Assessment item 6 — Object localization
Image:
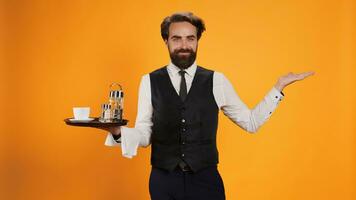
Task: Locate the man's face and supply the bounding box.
[165,21,198,69]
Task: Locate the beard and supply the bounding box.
[169,47,197,70]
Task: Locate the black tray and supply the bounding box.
[64,117,128,128]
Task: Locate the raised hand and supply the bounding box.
[274,71,315,92]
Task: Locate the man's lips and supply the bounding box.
[178,52,191,55]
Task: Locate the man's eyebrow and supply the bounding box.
[170,35,182,39]
[170,35,196,39]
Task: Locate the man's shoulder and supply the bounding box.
[196,66,226,84]
[197,66,222,77]
[149,66,167,75]
[197,66,224,76]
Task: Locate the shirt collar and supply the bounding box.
[167,61,197,77]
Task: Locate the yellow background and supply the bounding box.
[1,0,355,199]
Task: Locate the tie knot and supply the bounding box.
[179,70,186,76]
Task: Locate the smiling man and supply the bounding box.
[102,12,314,200]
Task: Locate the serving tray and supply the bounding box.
[64,117,128,128]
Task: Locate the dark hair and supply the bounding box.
[160,12,206,41]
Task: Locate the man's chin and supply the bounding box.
[178,55,190,60]
[174,61,194,69]
[170,53,196,69]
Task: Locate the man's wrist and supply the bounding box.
[112,133,121,141]
[274,81,285,93]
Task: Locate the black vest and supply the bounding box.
[149,66,219,172]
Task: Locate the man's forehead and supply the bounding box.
[168,21,197,37]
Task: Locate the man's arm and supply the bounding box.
[214,72,283,133]
[214,71,314,133]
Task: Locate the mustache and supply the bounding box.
[174,49,194,53]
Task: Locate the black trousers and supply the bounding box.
[149,166,225,200]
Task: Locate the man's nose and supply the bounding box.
[180,39,189,49]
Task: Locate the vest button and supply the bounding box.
[181,154,185,157]
[182,128,186,132]
[182,141,185,145]
[181,119,185,123]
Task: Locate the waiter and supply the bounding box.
[100,12,314,200]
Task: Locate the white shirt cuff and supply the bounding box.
[271,86,284,103]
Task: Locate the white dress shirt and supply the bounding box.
[105,62,284,158]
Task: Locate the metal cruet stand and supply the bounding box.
[108,82,124,122]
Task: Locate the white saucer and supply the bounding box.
[69,118,95,122]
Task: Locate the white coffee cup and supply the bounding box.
[73,107,90,119]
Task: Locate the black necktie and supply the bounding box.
[178,70,190,171]
[179,70,187,101]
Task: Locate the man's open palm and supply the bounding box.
[276,71,315,91]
